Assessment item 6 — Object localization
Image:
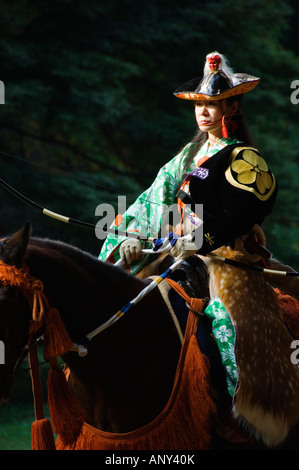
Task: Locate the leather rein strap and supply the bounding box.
[28,341,45,421]
[165,277,206,318]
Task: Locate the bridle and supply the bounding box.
[0,259,47,389]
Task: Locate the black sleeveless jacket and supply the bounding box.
[177,143,278,255]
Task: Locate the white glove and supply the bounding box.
[170,234,199,260]
[119,239,143,265]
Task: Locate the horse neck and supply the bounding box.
[25,239,145,341]
[25,239,181,432]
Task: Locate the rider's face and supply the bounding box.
[194,100,225,138]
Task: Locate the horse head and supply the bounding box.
[0,222,32,403]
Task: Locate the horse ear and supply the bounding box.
[2,222,31,267]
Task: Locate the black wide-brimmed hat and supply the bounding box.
[174,52,260,101]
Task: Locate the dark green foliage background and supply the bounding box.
[1,0,299,449]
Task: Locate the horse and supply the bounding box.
[0,222,218,450]
[1,223,299,450]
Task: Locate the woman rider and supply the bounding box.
[98,53,280,429]
[99,52,277,274]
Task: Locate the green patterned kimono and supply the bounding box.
[204,298,238,397]
[99,136,238,275]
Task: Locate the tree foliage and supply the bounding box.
[0,0,299,267]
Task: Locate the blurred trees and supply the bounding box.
[0,0,298,267]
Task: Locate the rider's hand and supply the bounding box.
[120,239,143,265]
[170,234,199,260]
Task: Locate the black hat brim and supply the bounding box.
[174,73,260,100]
